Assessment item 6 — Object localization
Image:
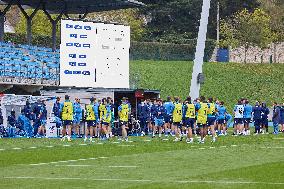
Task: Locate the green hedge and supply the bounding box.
[4,33,215,61]
[130,40,215,61]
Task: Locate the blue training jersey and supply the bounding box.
[164,101,174,115]
[217,106,226,120]
[244,104,252,119]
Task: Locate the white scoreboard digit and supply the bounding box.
[60,19,130,88]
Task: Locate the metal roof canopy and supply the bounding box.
[0,0,144,50]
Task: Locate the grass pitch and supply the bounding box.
[0,133,284,189]
[130,61,284,112]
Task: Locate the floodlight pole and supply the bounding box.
[189,0,211,100]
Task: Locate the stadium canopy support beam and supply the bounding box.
[64,10,89,21]
[43,6,64,52]
[189,0,211,100]
[0,2,12,42]
[17,3,41,45]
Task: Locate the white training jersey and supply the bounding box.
[234,105,244,118]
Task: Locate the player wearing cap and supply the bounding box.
[84,97,98,142]
[172,97,183,142]
[61,95,73,141]
[118,97,131,141]
[73,98,82,138]
[195,96,208,143]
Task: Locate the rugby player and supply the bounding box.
[73,98,82,138]
[233,100,244,135]
[207,97,217,142]
[243,100,252,135]
[163,96,174,137]
[118,97,130,141]
[183,96,195,143]
[61,95,73,141]
[172,97,183,142]
[84,97,98,142]
[195,96,208,143]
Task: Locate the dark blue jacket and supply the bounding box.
[138,103,150,119]
[156,105,165,119]
[23,105,33,120]
[261,107,270,120]
[253,106,262,120]
[8,115,17,127]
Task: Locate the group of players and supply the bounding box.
[53,94,284,144]
[4,94,284,143]
[138,96,284,143]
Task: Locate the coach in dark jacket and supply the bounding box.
[272,102,280,134]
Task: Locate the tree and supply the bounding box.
[15,8,145,42]
[88,9,145,41]
[219,8,276,63]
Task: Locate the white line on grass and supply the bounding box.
[144,140,151,142]
[12,147,21,150]
[231,145,238,147]
[62,145,71,147]
[220,146,227,148]
[111,142,120,144]
[55,165,92,167]
[4,177,284,185]
[108,166,138,168]
[46,146,54,148]
[79,144,88,146]
[177,180,284,185]
[209,147,215,149]
[273,138,284,140]
[4,177,151,183]
[199,148,206,150]
[0,149,5,151]
[29,147,37,149]
[29,156,107,166]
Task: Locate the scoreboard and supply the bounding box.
[60,19,130,88]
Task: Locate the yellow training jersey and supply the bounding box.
[197,102,208,124]
[185,103,195,118]
[61,101,73,121]
[99,104,107,120]
[208,103,216,116]
[119,104,129,122]
[173,103,183,123]
[86,104,95,121]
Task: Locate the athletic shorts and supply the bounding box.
[261,118,268,126]
[120,121,128,127]
[73,116,81,124]
[196,123,206,128]
[280,118,284,124]
[155,118,164,127]
[254,119,261,127]
[207,117,216,126]
[102,122,110,126]
[164,114,173,124]
[244,118,251,124]
[86,120,96,127]
[217,119,225,124]
[234,118,243,125]
[173,122,182,128]
[184,118,195,129]
[62,120,72,126]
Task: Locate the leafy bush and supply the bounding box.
[130,40,215,61]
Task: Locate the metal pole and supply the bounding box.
[0,15,4,42]
[189,0,211,100]
[27,18,32,45]
[217,1,220,45]
[51,21,57,51]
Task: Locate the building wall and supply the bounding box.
[229,42,284,63]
